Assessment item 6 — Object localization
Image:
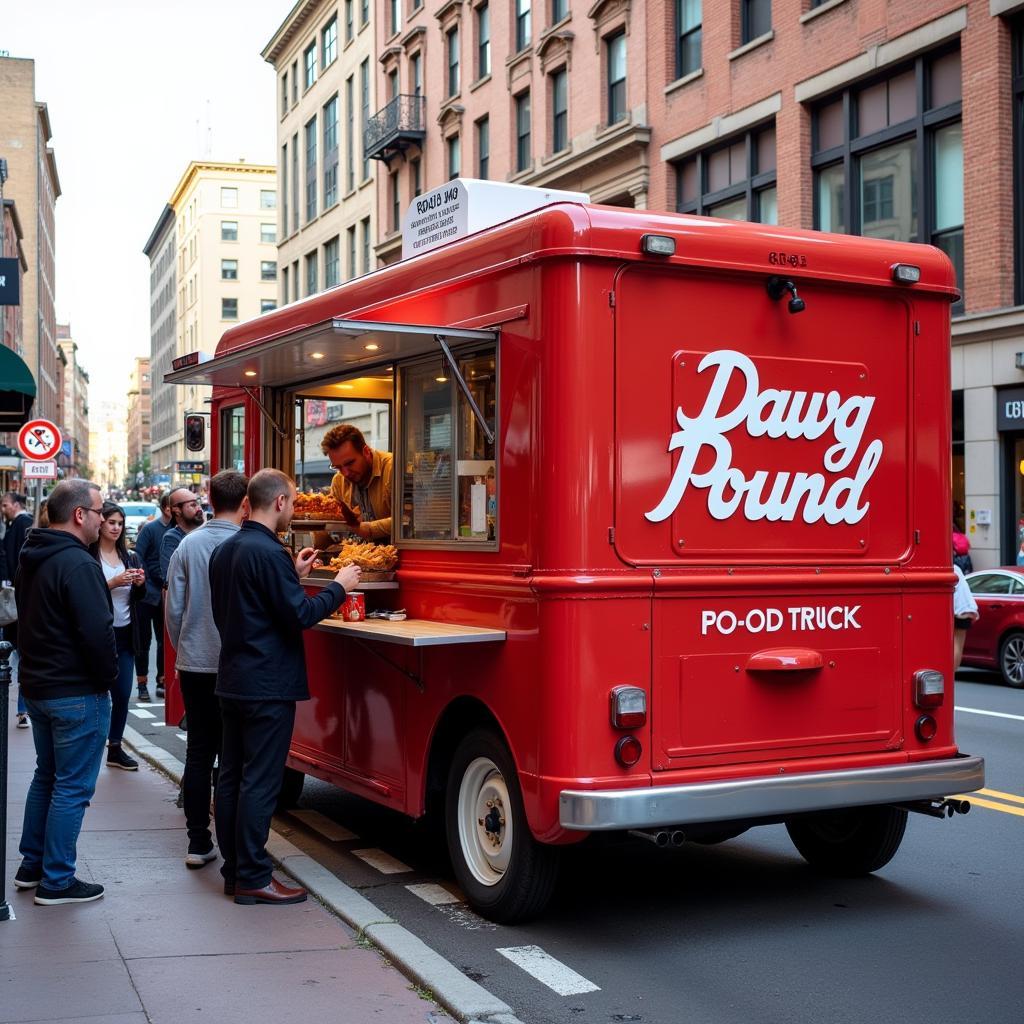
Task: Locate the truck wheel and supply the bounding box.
[998,632,1024,688]
[785,805,907,876]
[276,766,305,812]
[446,729,560,923]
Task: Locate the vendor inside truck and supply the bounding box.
[318,423,393,543]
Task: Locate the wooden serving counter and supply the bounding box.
[312,616,506,647]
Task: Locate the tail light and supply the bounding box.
[610,686,647,729]
[615,735,643,767]
[915,715,938,742]
[914,669,944,709]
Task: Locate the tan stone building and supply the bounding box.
[0,56,62,424]
[147,162,277,479]
[88,399,127,494]
[125,357,151,480]
[263,0,377,301]
[56,324,91,478]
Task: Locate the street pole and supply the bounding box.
[0,639,15,921]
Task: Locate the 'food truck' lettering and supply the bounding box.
[645,350,882,525]
[700,605,862,635]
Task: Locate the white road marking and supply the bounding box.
[955,705,1024,722]
[351,848,412,874]
[150,722,165,727]
[496,945,600,996]
[290,809,358,841]
[406,882,462,906]
[175,733,187,742]
[129,708,155,719]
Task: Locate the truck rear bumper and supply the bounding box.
[558,754,985,831]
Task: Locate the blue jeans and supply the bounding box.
[12,649,25,714]
[20,693,111,889]
[109,626,135,745]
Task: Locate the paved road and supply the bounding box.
[130,665,1023,1024]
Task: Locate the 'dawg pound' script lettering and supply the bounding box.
[645,350,882,526]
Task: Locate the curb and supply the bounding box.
[122,725,526,1024]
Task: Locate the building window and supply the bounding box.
[280,71,289,117]
[304,41,317,89]
[676,0,701,78]
[390,0,400,35]
[260,189,277,209]
[222,298,238,320]
[515,91,531,172]
[325,236,341,287]
[305,116,318,222]
[361,0,369,27]
[221,220,238,241]
[516,0,531,52]
[347,225,357,279]
[346,76,355,192]
[447,27,460,97]
[675,123,778,224]
[281,141,288,237]
[388,68,399,100]
[261,260,277,281]
[322,16,337,67]
[345,1,354,43]
[261,222,276,244]
[411,157,422,197]
[478,3,491,78]
[220,187,238,208]
[448,134,461,179]
[291,132,300,234]
[261,299,277,314]
[1013,19,1024,304]
[477,116,489,179]
[411,51,423,95]
[552,0,568,22]
[221,259,238,280]
[282,265,288,304]
[551,68,568,153]
[389,172,401,231]
[812,50,964,301]
[741,0,771,45]
[360,59,371,180]
[292,260,299,301]
[361,216,371,274]
[306,251,318,296]
[323,95,339,208]
[291,60,299,106]
[607,32,626,125]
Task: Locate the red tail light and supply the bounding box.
[914,669,944,709]
[610,686,647,729]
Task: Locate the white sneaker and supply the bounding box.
[185,845,218,869]
[16,713,29,729]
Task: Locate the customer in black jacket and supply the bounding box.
[14,479,117,905]
[209,468,360,905]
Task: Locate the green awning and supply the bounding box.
[0,345,36,431]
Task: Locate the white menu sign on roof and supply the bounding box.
[401,178,590,260]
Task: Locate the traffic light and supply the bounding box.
[184,414,206,453]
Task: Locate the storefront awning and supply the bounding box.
[163,319,499,389]
[0,345,37,431]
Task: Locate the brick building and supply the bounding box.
[125,356,151,480]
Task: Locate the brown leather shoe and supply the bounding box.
[233,876,307,905]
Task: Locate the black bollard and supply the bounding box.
[0,639,14,921]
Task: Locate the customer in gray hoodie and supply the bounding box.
[165,470,249,869]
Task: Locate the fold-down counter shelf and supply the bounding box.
[312,616,506,647]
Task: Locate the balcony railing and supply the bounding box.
[364,93,426,163]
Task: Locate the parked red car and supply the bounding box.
[962,568,1024,687]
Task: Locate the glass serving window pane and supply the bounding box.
[223,406,246,472]
[456,352,497,541]
[402,364,454,540]
[816,99,844,152]
[708,195,747,221]
[860,138,916,241]
[930,50,962,109]
[816,163,845,233]
[295,397,392,494]
[757,187,777,225]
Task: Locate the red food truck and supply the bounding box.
[166,180,984,922]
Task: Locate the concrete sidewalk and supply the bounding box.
[1,695,447,1024]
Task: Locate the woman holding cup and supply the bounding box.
[90,501,147,771]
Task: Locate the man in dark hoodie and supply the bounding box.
[13,479,118,906]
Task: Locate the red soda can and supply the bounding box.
[343,592,365,621]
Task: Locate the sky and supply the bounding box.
[2,0,288,414]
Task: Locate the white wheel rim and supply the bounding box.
[457,756,513,887]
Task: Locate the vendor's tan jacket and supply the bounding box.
[329,448,393,541]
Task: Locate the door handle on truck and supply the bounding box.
[746,648,824,672]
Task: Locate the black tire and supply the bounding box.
[785,805,908,876]
[445,728,560,923]
[276,766,305,812]
[998,632,1024,688]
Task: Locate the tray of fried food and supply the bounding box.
[326,541,398,580]
[293,491,343,520]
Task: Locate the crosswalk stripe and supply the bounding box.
[351,848,412,874]
[290,809,358,841]
[496,945,600,996]
[129,708,155,719]
[405,883,462,906]
[175,733,187,742]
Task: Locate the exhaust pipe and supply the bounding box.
[896,798,971,819]
[629,829,670,847]
[669,830,686,847]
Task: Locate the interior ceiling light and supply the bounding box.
[364,343,380,351]
[244,370,257,377]
[311,351,325,359]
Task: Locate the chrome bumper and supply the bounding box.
[559,755,986,831]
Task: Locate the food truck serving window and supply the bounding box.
[401,346,496,545]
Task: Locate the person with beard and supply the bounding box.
[13,480,117,905]
[209,469,360,905]
[133,491,173,701]
[160,488,207,582]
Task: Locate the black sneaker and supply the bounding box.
[137,685,151,703]
[106,745,139,771]
[155,684,165,699]
[13,864,41,890]
[185,841,218,869]
[34,878,104,905]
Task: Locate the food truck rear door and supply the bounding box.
[613,263,914,770]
